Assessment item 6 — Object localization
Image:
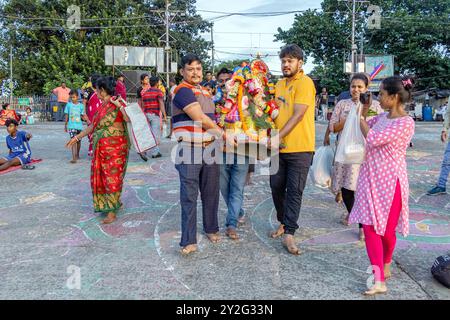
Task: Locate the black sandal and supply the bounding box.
[22,165,35,170]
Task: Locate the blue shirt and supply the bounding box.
[64,102,85,130]
[7,131,31,158]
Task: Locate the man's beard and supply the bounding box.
[282,69,297,78]
[283,71,295,78]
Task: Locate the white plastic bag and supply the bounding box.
[310,146,334,188]
[334,103,365,164]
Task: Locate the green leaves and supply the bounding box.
[276,0,450,92]
[0,0,211,95]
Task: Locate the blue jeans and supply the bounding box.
[145,113,160,156]
[437,142,450,188]
[220,153,249,229]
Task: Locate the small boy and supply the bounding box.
[0,119,34,171]
[25,107,35,125]
[64,89,89,163]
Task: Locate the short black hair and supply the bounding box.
[180,53,202,69]
[116,73,124,79]
[26,107,32,112]
[279,44,304,61]
[5,119,18,127]
[382,76,415,104]
[216,68,232,79]
[96,76,117,96]
[351,73,369,88]
[150,76,159,87]
[140,73,149,82]
[205,71,212,75]
[91,74,101,89]
[69,89,78,96]
[2,103,9,110]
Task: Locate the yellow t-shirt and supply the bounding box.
[275,70,316,153]
[158,84,166,95]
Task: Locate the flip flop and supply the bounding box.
[22,165,35,170]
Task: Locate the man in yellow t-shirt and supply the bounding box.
[269,44,316,255]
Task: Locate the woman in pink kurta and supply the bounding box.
[326,74,384,241]
[349,76,415,296]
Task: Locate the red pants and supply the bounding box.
[363,179,402,282]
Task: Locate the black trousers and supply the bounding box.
[341,188,362,229]
[270,152,313,235]
[175,144,220,247]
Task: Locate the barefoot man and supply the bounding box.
[269,44,316,255]
[172,54,236,255]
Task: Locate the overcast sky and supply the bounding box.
[195,0,322,75]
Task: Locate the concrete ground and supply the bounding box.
[0,121,449,300]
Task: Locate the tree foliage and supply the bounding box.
[275,0,450,93]
[0,0,211,95]
[215,59,249,74]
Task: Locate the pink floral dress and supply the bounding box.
[349,113,415,236]
[329,99,383,193]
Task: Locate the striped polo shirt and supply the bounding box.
[172,81,216,143]
[141,87,164,115]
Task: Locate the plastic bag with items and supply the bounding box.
[334,103,365,164]
[310,146,334,189]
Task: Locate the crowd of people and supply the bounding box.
[3,43,450,297]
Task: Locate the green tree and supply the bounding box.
[215,59,249,73]
[0,0,211,95]
[276,0,450,93]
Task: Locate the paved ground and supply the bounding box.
[0,121,449,300]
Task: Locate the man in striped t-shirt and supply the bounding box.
[141,76,167,158]
[172,53,236,255]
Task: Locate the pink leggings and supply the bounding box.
[362,179,402,282]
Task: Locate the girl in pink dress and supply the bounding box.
[349,76,415,295]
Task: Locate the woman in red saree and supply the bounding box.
[0,103,20,126]
[66,77,130,224]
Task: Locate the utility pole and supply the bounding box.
[350,0,357,74]
[211,23,215,75]
[339,0,368,74]
[9,45,13,105]
[165,0,170,88]
[158,1,182,87]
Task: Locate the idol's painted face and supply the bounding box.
[181,61,203,85]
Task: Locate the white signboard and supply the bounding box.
[105,46,165,70]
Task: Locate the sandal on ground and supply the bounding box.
[238,216,246,225]
[364,282,387,296]
[206,233,221,243]
[269,224,285,239]
[70,159,77,164]
[22,164,35,170]
[225,227,239,240]
[180,244,197,255]
[282,235,302,256]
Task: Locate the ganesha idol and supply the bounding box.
[215,59,280,142]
